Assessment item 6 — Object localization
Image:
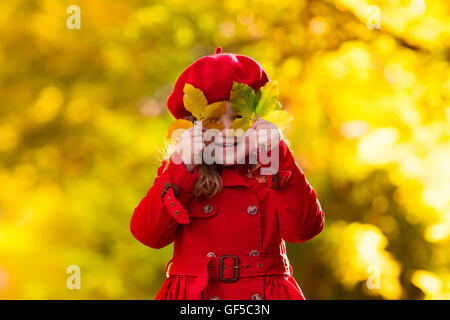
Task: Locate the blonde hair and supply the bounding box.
[162,115,223,198]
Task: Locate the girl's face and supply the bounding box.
[212,101,253,166]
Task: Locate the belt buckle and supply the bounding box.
[219,255,240,283]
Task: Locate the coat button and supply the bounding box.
[210,296,220,300]
[247,205,258,215]
[249,250,259,256]
[203,204,213,214]
[206,252,216,258]
[251,293,262,300]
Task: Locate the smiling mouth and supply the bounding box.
[214,135,242,147]
[214,141,238,147]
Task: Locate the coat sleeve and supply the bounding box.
[264,139,325,243]
[130,153,200,249]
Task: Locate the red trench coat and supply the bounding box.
[130,140,325,300]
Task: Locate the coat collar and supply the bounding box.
[220,165,250,188]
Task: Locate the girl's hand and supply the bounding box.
[249,119,283,155]
[174,123,206,173]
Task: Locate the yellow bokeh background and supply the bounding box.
[0,0,448,299]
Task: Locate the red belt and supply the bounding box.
[165,254,292,299]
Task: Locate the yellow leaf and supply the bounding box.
[255,81,279,117]
[203,119,224,131]
[201,101,226,120]
[230,117,253,131]
[183,83,208,119]
[167,119,193,140]
[263,109,293,129]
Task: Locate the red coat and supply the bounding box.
[130,140,325,300]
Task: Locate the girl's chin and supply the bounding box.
[221,163,236,167]
[221,153,247,166]
[209,144,248,166]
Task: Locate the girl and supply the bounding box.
[130,47,325,300]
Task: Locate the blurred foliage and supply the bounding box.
[0,0,449,299]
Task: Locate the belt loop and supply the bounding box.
[188,256,213,298]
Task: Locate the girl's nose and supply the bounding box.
[221,117,232,130]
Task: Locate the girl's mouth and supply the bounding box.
[213,135,242,148]
[215,141,238,147]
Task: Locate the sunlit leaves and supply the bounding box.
[201,101,227,120]
[202,119,225,131]
[255,80,279,117]
[229,81,258,118]
[167,84,228,139]
[320,221,403,299]
[264,109,293,129]
[183,83,208,119]
[166,119,193,139]
[230,117,253,131]
[170,81,290,137]
[229,80,291,131]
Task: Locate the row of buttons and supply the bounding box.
[209,293,262,300]
[202,201,260,301]
[202,204,258,215]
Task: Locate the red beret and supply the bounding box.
[167,46,270,119]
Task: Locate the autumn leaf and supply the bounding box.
[263,109,293,129]
[229,81,257,118]
[169,84,227,139]
[255,81,279,118]
[176,81,290,139]
[203,119,225,130]
[228,80,292,132]
[230,117,253,131]
[167,119,193,140]
[183,83,208,119]
[201,101,226,120]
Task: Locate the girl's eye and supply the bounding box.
[233,115,242,120]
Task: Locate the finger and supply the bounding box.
[192,126,204,139]
[251,119,265,128]
[180,127,194,140]
[193,136,203,144]
[193,142,206,155]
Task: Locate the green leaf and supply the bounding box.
[255,81,279,118]
[229,81,257,118]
